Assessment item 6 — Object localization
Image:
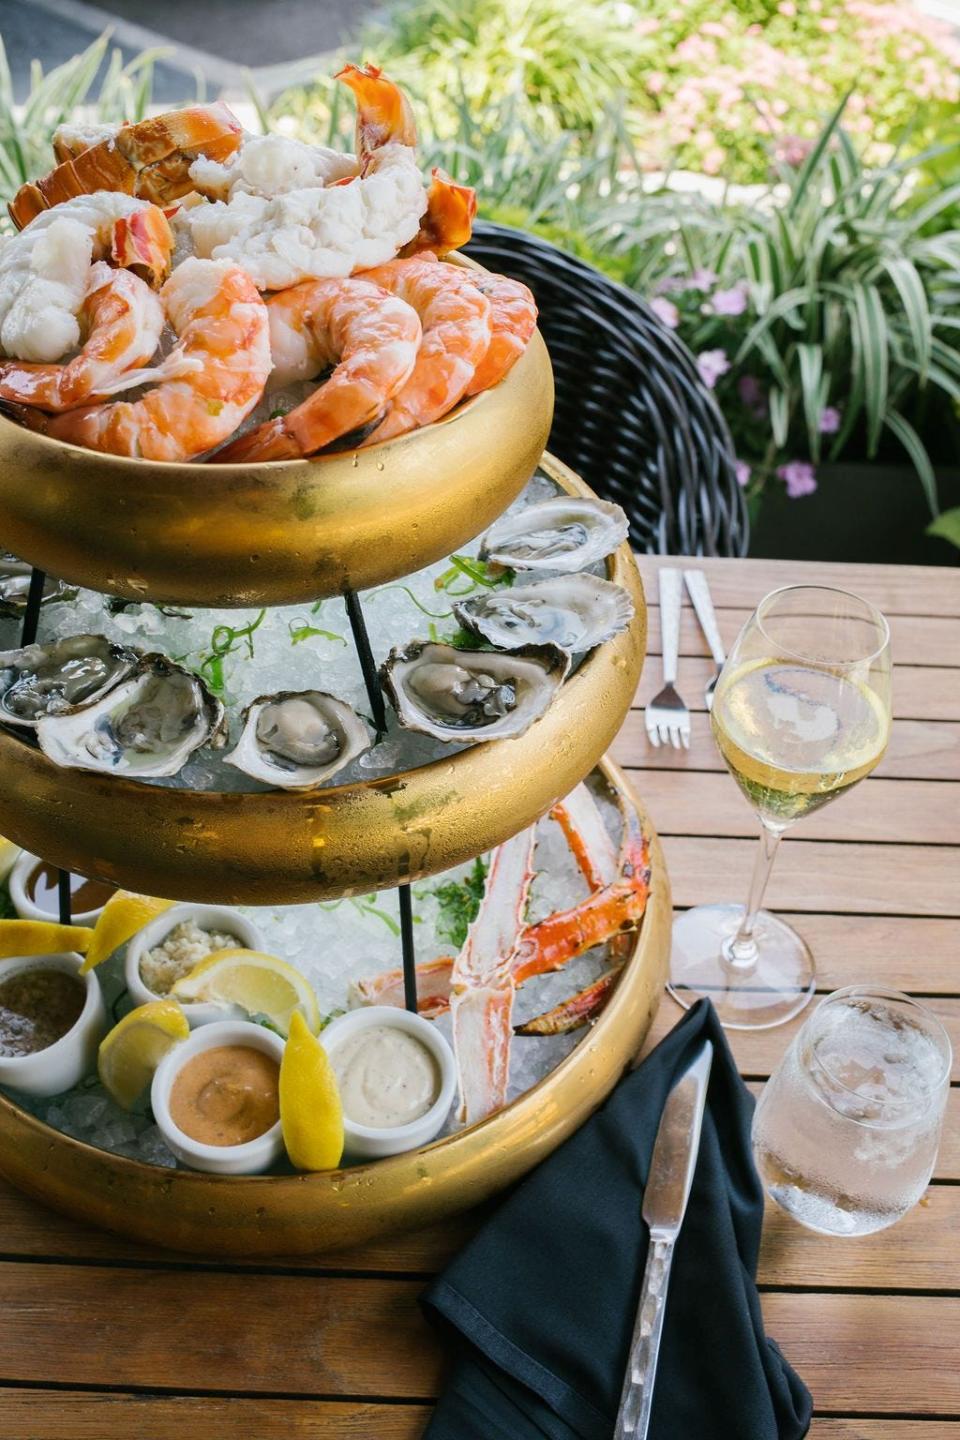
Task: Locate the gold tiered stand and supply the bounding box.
[0,298,669,1254]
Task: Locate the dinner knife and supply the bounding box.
[613,1039,714,1440]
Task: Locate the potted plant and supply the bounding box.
[600,99,960,563]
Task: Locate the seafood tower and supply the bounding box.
[0,63,668,1253]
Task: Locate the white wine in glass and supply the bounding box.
[668,586,892,1030]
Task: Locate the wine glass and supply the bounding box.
[668,585,891,1030]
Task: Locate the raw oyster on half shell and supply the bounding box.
[478,498,629,574]
[381,640,568,743]
[0,633,140,729]
[454,574,633,653]
[224,690,371,790]
[36,655,225,778]
[0,553,76,616]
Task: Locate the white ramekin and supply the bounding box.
[322,1005,457,1160]
[125,903,263,1028]
[0,951,107,1097]
[9,850,110,927]
[150,1019,286,1176]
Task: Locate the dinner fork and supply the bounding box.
[683,569,726,712]
[644,568,690,748]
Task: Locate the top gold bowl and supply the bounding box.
[0,274,553,609]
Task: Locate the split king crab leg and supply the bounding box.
[353,782,652,1044]
[450,825,536,1126]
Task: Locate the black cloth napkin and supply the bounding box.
[421,999,812,1440]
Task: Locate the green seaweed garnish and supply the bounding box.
[425,857,489,949]
[197,609,267,696]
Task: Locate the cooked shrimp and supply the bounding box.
[403,168,477,257]
[38,259,270,461]
[336,62,418,159]
[9,103,242,229]
[357,254,492,442]
[0,262,165,411]
[463,271,537,395]
[0,194,173,362]
[182,66,426,291]
[212,276,422,462]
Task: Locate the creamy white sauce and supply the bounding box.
[330,1024,440,1129]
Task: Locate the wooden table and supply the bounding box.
[0,554,957,1439]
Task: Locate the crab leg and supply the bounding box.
[350,956,453,1017]
[355,792,650,1017]
[550,782,619,891]
[515,964,624,1036]
[450,827,536,1125]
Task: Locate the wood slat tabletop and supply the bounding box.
[0,554,957,1439]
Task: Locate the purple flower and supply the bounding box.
[819,406,841,434]
[711,284,749,317]
[777,461,817,499]
[696,348,730,389]
[690,267,719,292]
[650,296,680,329]
[734,459,751,487]
[737,374,765,410]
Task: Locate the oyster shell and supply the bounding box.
[454,574,633,653]
[0,633,140,729]
[381,640,569,743]
[0,553,76,616]
[36,655,225,779]
[224,690,371,790]
[478,498,629,573]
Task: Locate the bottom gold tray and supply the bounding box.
[0,762,669,1256]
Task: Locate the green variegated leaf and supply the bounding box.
[927,508,960,550]
[850,284,888,456]
[769,387,790,448]
[797,344,825,460]
[881,256,931,381]
[885,410,938,517]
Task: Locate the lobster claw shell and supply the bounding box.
[8,102,242,230]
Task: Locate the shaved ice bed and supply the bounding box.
[4,771,627,1169]
[0,468,567,790]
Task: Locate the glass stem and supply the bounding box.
[722,823,784,972]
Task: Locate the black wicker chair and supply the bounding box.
[465,223,748,556]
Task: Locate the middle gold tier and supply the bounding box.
[0,461,645,904]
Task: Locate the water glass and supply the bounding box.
[752,986,951,1235]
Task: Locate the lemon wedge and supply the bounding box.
[280,1010,344,1170]
[0,918,94,958]
[98,1000,189,1109]
[171,949,320,1037]
[81,891,174,973]
[0,836,21,882]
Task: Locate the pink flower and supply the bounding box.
[702,146,726,175]
[773,135,814,168]
[734,459,751,487]
[650,296,680,329]
[647,71,667,95]
[819,406,841,434]
[778,0,796,13]
[777,461,817,498]
[697,349,730,389]
[711,284,748,316]
[690,267,719,291]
